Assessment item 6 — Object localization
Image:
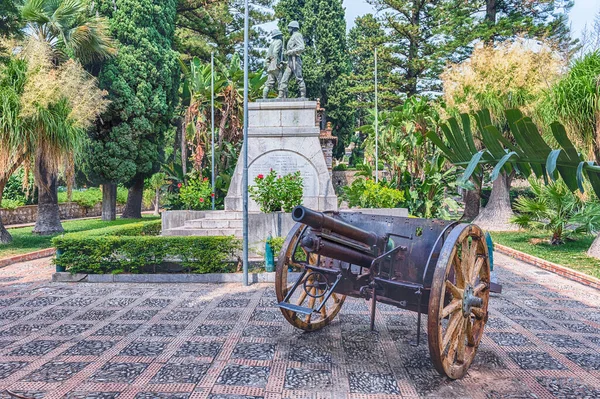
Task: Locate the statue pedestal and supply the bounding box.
[225,100,338,212]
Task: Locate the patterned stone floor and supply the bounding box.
[0,253,598,398]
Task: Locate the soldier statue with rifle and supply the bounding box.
[263,29,284,99]
[278,21,306,99]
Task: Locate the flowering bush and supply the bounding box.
[179,174,213,210]
[250,170,303,213]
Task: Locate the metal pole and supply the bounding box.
[211,52,215,211]
[374,47,379,183]
[242,0,250,286]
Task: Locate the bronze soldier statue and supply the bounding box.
[278,21,306,99]
[263,29,284,99]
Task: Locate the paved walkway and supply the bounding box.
[0,254,598,399]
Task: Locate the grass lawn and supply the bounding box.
[0,216,159,259]
[491,231,600,279]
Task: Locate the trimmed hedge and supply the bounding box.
[52,220,241,275]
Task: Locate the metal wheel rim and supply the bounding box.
[275,223,346,331]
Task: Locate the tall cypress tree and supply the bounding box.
[275,0,354,154]
[88,0,180,219]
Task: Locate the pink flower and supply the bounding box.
[199,197,205,203]
[203,177,208,182]
[278,175,281,179]
[257,174,264,179]
[177,183,182,188]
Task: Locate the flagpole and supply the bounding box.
[375,47,379,183]
[211,51,215,211]
[242,0,250,286]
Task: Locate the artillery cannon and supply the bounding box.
[276,206,493,379]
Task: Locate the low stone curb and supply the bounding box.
[0,248,55,269]
[495,243,600,290]
[52,271,302,284]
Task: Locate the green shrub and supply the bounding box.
[179,173,213,210]
[333,163,347,171]
[52,219,240,274]
[342,178,404,208]
[0,198,25,210]
[267,236,285,257]
[249,170,303,212]
[4,168,35,205]
[75,220,162,238]
[53,235,241,274]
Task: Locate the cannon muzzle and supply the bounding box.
[292,206,379,246]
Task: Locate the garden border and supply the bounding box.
[0,249,55,269]
[495,243,600,290]
[52,271,302,284]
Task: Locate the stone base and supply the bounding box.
[225,100,337,212]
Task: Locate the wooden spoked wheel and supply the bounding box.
[275,223,346,331]
[427,224,490,379]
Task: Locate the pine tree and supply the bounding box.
[347,14,393,127]
[275,0,354,153]
[88,0,180,219]
[175,0,275,65]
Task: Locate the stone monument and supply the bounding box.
[225,100,338,212]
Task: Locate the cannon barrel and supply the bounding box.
[292,206,379,246]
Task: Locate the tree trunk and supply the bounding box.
[102,183,117,221]
[473,172,517,231]
[121,178,144,219]
[462,188,481,221]
[154,188,160,216]
[587,234,600,259]
[33,159,64,235]
[0,181,12,244]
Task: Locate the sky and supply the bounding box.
[342,0,600,40]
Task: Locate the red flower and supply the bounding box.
[257,174,264,179]
[199,197,205,203]
[203,177,208,182]
[177,183,182,188]
[211,193,215,197]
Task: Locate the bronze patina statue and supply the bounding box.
[278,21,306,99]
[263,29,284,99]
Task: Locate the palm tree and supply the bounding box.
[20,0,114,235]
[0,57,28,243]
[0,40,108,242]
[540,51,600,257]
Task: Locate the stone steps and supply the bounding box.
[184,219,243,229]
[164,211,245,238]
[165,227,243,237]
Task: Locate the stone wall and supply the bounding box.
[1,202,127,225]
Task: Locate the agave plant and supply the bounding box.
[511,179,596,245]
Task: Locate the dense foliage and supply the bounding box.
[178,173,213,210]
[249,170,303,213]
[342,179,404,209]
[512,179,600,245]
[541,51,600,163]
[87,0,180,214]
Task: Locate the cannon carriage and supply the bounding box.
[276,206,492,379]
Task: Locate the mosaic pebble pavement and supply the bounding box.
[0,253,598,398]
